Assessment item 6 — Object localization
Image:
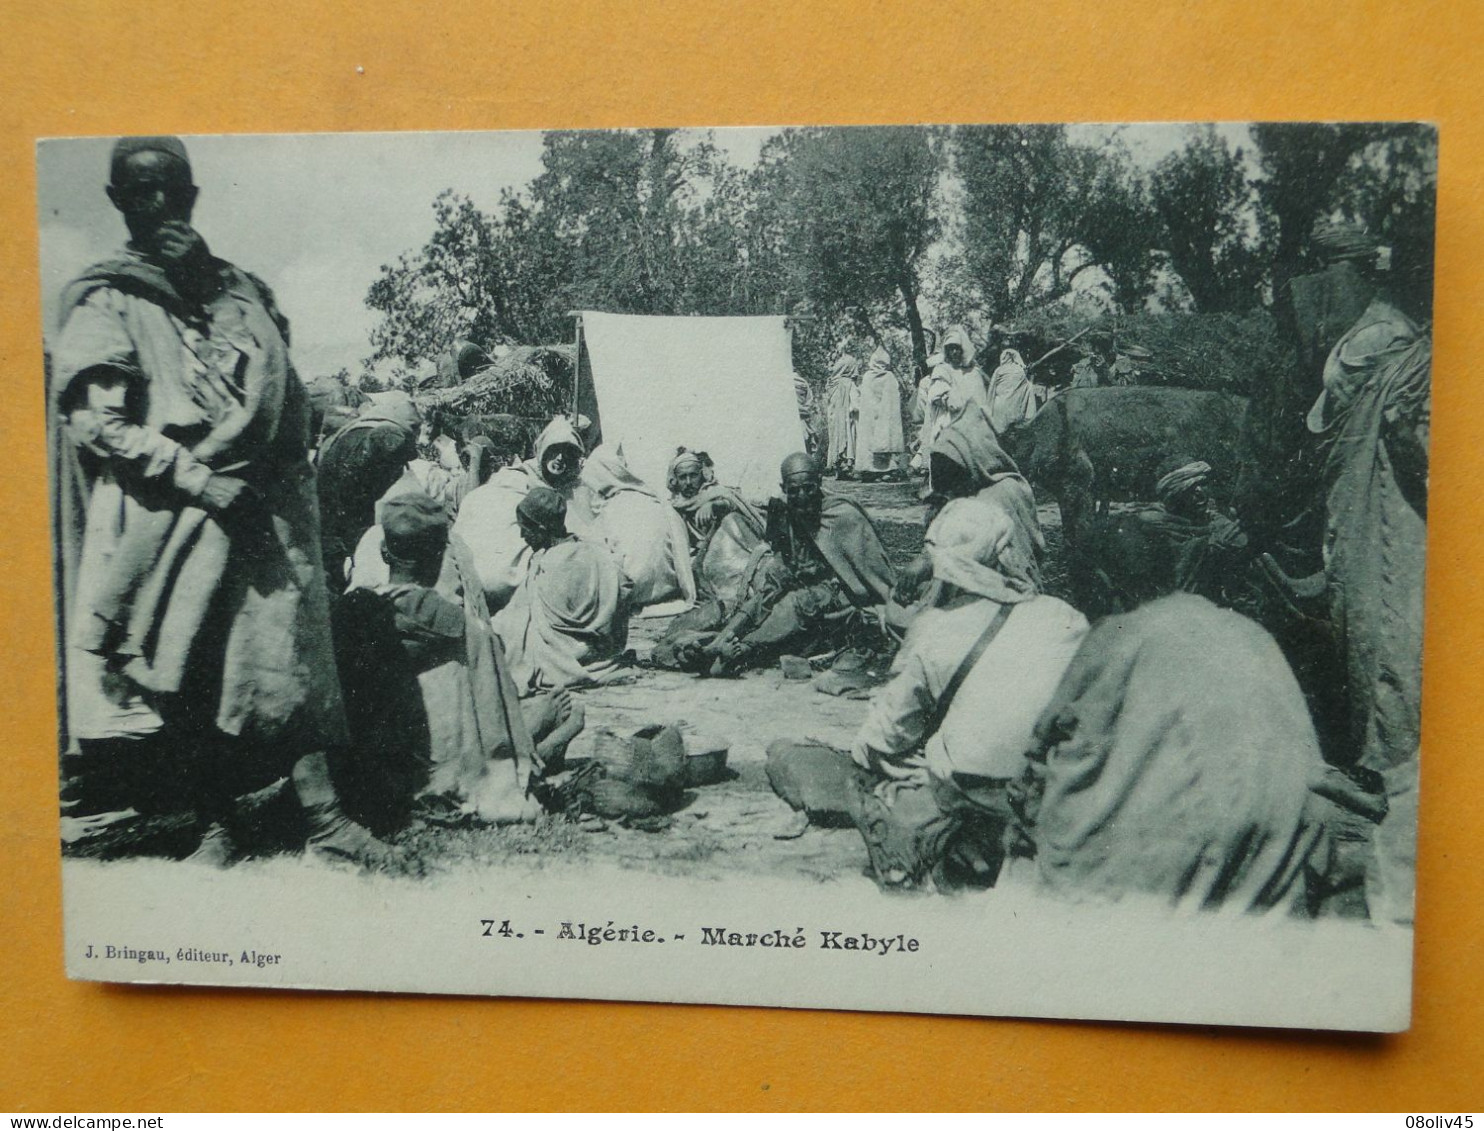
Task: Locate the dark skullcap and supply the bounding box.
[110,136,192,185]
[382,492,449,564]
[1312,219,1380,263]
[779,452,819,483]
[517,485,568,535]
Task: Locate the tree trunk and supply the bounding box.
[896,273,928,377]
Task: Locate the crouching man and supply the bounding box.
[325,493,583,847]
[702,452,895,675]
[768,497,1086,891]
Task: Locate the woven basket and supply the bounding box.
[591,724,687,790]
[588,778,672,820]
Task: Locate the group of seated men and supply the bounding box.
[308,383,1362,918]
[305,377,1355,914]
[308,401,696,862]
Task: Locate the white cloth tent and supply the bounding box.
[575,311,806,502]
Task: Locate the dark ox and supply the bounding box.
[1002,386,1250,601]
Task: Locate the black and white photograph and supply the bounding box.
[40,122,1436,1032]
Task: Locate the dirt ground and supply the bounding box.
[64,477,1067,890]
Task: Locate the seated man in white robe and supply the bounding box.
[454,416,586,611]
[766,496,1087,891]
[492,487,633,691]
[575,444,696,612]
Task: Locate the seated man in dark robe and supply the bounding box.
[1004,594,1335,917]
[316,392,421,592]
[1090,454,1249,612]
[328,493,583,842]
[683,453,896,675]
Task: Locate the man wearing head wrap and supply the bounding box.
[1305,273,1429,927]
[329,492,580,836]
[938,325,989,416]
[454,414,589,610]
[668,449,765,545]
[648,449,773,670]
[983,347,1041,438]
[1004,594,1334,915]
[1240,218,1386,572]
[855,345,907,480]
[316,390,422,591]
[578,444,696,610]
[767,496,1087,891]
[891,402,1045,613]
[492,486,633,690]
[51,136,353,864]
[1091,454,1248,611]
[1290,220,1384,384]
[664,448,768,608]
[822,353,861,476]
[703,452,895,675]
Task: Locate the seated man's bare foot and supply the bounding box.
[524,691,562,740]
[536,697,585,773]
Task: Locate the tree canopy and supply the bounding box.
[363,122,1436,390]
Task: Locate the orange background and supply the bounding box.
[3,0,1482,1112]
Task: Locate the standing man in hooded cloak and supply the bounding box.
[855,345,907,480]
[983,348,1041,439]
[939,325,988,417]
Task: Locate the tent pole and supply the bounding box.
[571,313,583,419]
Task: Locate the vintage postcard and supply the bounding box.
[40,123,1435,1031]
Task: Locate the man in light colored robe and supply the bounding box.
[577,444,696,612]
[840,498,1087,890]
[855,345,907,478]
[492,487,632,691]
[454,415,586,611]
[822,353,861,476]
[912,345,950,473]
[1007,594,1334,916]
[939,325,988,417]
[983,348,1041,438]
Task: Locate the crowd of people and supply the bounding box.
[52,138,1429,925]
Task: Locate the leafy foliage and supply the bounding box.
[1149,126,1270,313]
[951,125,1160,324]
[363,123,1436,395]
